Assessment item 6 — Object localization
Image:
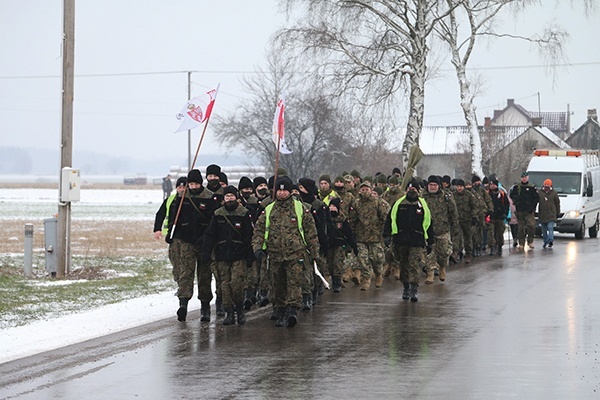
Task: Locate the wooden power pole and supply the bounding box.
[57,0,75,277]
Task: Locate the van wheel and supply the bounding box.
[589,216,599,238]
[575,219,586,240]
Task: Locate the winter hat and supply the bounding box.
[521,171,529,177]
[376,174,387,184]
[219,172,228,185]
[223,185,239,198]
[187,169,203,184]
[275,176,293,192]
[543,179,552,187]
[206,164,221,176]
[350,170,361,178]
[392,167,401,175]
[334,176,345,184]
[329,197,342,210]
[359,181,372,189]
[428,175,441,185]
[388,175,400,185]
[298,178,318,195]
[442,175,451,185]
[319,174,331,184]
[267,175,275,190]
[238,176,253,191]
[490,178,499,186]
[176,177,187,187]
[363,176,373,184]
[253,176,268,189]
[455,178,465,187]
[277,167,288,177]
[471,175,481,183]
[482,176,489,185]
[373,186,384,196]
[406,178,421,190]
[344,174,354,183]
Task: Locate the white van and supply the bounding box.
[526,149,600,239]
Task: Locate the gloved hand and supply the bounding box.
[254,249,266,263]
[383,236,392,247]
[556,213,561,220]
[471,216,479,226]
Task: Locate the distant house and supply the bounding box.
[487,98,571,140]
[419,126,471,179]
[565,109,600,150]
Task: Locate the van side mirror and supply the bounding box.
[587,185,594,197]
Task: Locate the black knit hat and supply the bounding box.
[392,167,401,175]
[219,172,228,185]
[482,176,489,185]
[455,178,465,186]
[176,177,187,187]
[329,197,341,210]
[427,175,441,185]
[238,176,253,190]
[406,178,421,190]
[223,185,239,198]
[472,175,481,183]
[298,177,318,196]
[187,169,203,184]
[275,176,293,192]
[253,176,267,189]
[206,164,221,176]
[442,175,451,184]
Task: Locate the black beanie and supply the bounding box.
[329,197,342,210]
[187,169,203,184]
[238,176,253,190]
[176,177,187,187]
[253,176,267,189]
[455,179,465,186]
[472,175,481,183]
[298,177,318,196]
[442,175,451,184]
[206,164,221,176]
[427,175,441,185]
[223,185,239,198]
[406,178,421,190]
[482,176,489,185]
[219,172,228,185]
[275,176,293,192]
[392,167,401,175]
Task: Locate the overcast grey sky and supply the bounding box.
[0,1,599,168]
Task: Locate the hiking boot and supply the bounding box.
[287,306,298,328]
[332,277,342,293]
[301,293,312,311]
[243,289,255,311]
[177,298,189,322]
[236,302,246,325]
[409,283,418,302]
[497,246,503,255]
[402,282,410,300]
[258,289,270,307]
[424,270,435,284]
[269,307,278,321]
[216,297,225,317]
[222,307,235,326]
[439,267,446,282]
[382,264,392,278]
[449,252,458,264]
[464,254,472,264]
[351,269,361,285]
[200,301,211,322]
[374,273,383,288]
[359,277,371,291]
[274,307,288,328]
[548,241,553,248]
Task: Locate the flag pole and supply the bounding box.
[170,84,220,240]
[272,131,282,200]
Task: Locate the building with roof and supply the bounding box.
[565,109,600,150]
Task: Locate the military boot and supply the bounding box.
[236,302,246,325]
[200,301,211,322]
[258,289,270,307]
[439,266,446,282]
[393,267,401,280]
[287,306,299,328]
[402,282,410,300]
[269,306,278,320]
[497,245,503,255]
[382,264,392,278]
[216,297,225,317]
[222,307,235,325]
[409,283,419,302]
[359,277,371,291]
[351,269,361,285]
[243,289,255,311]
[464,253,472,264]
[489,247,496,256]
[274,307,288,328]
[374,273,383,288]
[424,269,435,284]
[177,298,189,322]
[332,277,342,293]
[301,293,312,311]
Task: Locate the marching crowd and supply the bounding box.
[153,164,560,328]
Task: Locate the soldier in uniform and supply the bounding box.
[382,175,404,279]
[203,186,254,326]
[383,178,433,302]
[318,174,339,205]
[422,175,459,284]
[166,169,220,322]
[252,177,320,328]
[348,181,390,290]
[487,178,510,255]
[510,172,539,250]
[453,179,478,264]
[333,175,355,216]
[325,197,357,292]
[471,175,493,255]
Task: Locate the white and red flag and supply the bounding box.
[174,85,219,133]
[272,93,292,154]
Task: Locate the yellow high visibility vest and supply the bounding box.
[262,200,306,250]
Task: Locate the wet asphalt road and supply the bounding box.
[1,236,599,399]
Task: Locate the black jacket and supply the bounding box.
[510,182,539,213]
[166,187,219,245]
[383,197,433,248]
[202,204,254,263]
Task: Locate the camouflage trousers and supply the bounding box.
[270,251,305,308]
[393,244,424,284]
[458,220,473,255]
[487,219,506,247]
[213,260,247,308]
[452,226,463,253]
[472,217,484,251]
[244,259,259,290]
[302,252,315,294]
[326,246,347,278]
[168,238,213,301]
[426,232,452,272]
[516,211,536,245]
[355,242,385,280]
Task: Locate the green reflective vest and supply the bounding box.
[390,196,432,240]
[262,200,306,250]
[162,193,178,235]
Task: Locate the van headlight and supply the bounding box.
[564,210,581,218]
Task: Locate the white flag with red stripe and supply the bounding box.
[272,93,292,154]
[174,85,219,133]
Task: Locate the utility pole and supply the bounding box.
[187,71,192,170]
[57,0,75,277]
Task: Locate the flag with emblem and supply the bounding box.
[174,85,219,133]
[272,93,292,154]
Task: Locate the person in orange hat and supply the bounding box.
[538,178,561,248]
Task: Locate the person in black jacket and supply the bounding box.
[325,197,357,293]
[166,169,220,322]
[487,178,510,255]
[509,172,539,250]
[203,186,254,326]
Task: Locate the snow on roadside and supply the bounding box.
[0,290,199,365]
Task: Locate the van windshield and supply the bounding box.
[527,172,581,194]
